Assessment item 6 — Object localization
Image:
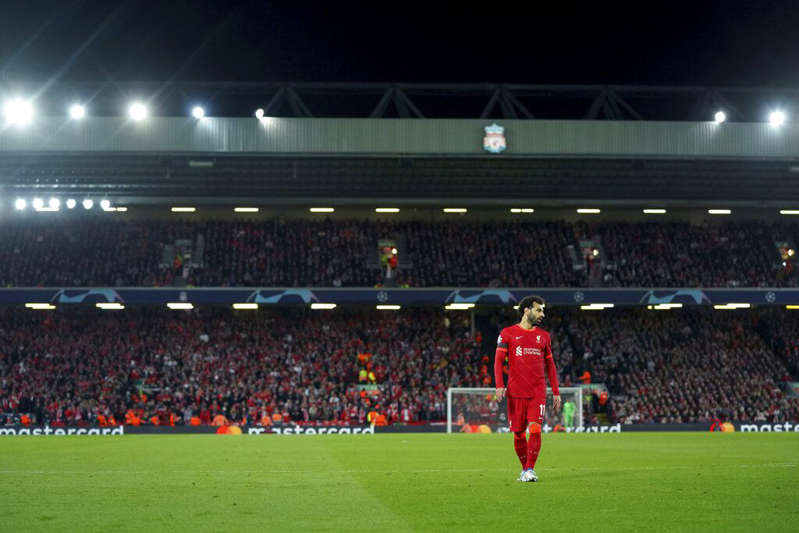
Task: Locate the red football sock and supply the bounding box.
[513,432,527,468]
[525,424,542,470]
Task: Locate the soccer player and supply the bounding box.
[495,295,561,482]
[563,399,576,429]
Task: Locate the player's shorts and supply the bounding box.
[507,394,546,433]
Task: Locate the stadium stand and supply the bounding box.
[0,218,795,288]
[552,308,799,424]
[0,307,482,427]
[1,306,797,427]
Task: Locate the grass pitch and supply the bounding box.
[1,432,797,532]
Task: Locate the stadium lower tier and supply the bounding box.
[1,306,797,427]
[0,218,796,287]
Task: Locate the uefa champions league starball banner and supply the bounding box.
[0,287,797,306]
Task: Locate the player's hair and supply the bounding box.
[517,295,545,319]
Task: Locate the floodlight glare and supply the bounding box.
[191,106,205,119]
[32,198,44,210]
[100,199,111,210]
[15,198,26,210]
[49,197,60,209]
[82,199,94,210]
[128,102,148,121]
[770,110,786,126]
[714,111,726,123]
[69,104,86,120]
[255,108,265,119]
[66,198,76,209]
[3,98,34,125]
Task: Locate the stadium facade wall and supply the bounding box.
[2,118,799,158]
[2,287,795,306]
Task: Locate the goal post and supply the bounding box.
[446,387,584,433]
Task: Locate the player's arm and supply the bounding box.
[494,332,508,401]
[545,335,561,412]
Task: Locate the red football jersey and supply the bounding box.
[494,324,559,398]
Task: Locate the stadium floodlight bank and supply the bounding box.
[446,387,583,433]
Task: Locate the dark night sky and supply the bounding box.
[1,0,799,86]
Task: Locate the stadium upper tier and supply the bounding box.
[0,218,793,288]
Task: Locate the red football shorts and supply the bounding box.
[507,394,546,433]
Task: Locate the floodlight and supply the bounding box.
[3,98,33,125]
[310,303,337,310]
[69,104,86,120]
[83,199,94,210]
[128,102,148,121]
[714,111,726,123]
[15,198,26,210]
[191,106,205,119]
[66,198,76,209]
[770,110,786,126]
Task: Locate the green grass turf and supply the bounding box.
[0,433,797,532]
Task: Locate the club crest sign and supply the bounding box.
[483,123,506,154]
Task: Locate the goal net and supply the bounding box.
[446,387,584,433]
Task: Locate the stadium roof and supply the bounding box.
[2,83,798,206]
[3,81,799,120]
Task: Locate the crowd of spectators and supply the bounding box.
[593,221,788,288]
[0,307,484,427]
[2,306,797,427]
[2,217,796,288]
[560,308,799,424]
[755,307,799,378]
[0,219,193,287]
